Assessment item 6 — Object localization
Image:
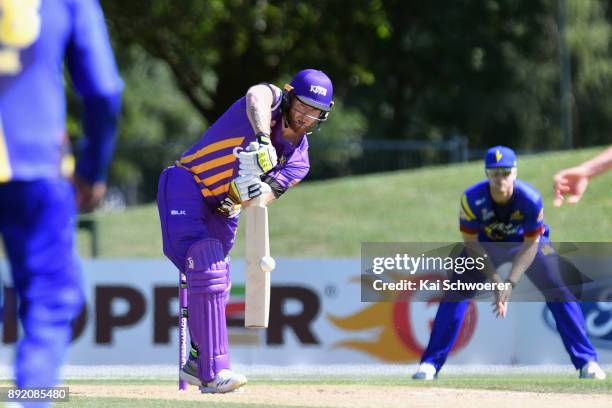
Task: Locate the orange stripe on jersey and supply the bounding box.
[190,153,236,174]
[180,137,244,164]
[524,225,545,238]
[173,162,215,197]
[460,225,479,235]
[202,182,231,197]
[461,194,476,221]
[202,168,234,186]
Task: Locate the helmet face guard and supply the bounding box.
[281,69,334,134]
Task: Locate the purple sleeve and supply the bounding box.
[67,0,123,183]
[263,141,310,198]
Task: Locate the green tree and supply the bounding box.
[568,0,612,146]
[95,0,612,201]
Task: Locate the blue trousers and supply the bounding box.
[420,242,597,372]
[0,179,83,389]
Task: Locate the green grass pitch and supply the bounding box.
[50,376,612,407]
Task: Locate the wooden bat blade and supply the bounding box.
[245,197,272,328]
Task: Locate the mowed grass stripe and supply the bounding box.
[66,397,301,408]
[57,374,612,393]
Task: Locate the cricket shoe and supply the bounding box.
[200,369,248,393]
[412,362,437,380]
[579,361,606,380]
[179,358,202,387]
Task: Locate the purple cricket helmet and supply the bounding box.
[282,69,334,133]
[289,69,334,112]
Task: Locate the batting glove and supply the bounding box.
[218,176,272,218]
[237,133,278,176]
[228,174,272,204]
[217,197,241,218]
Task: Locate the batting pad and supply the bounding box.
[184,239,230,383]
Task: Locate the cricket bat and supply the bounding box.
[244,194,275,328]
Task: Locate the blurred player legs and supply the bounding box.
[0,179,83,387]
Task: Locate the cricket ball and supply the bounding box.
[260,256,276,272]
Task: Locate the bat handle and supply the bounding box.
[250,194,266,207]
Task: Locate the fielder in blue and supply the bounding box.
[0,0,122,394]
[412,146,606,380]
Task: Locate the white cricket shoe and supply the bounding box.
[200,369,248,393]
[412,362,437,380]
[579,361,606,380]
[179,358,202,387]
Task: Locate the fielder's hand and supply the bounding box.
[553,166,590,207]
[492,281,513,319]
[237,133,278,176]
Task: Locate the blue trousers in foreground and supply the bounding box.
[0,179,83,389]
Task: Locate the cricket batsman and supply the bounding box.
[413,146,606,381]
[157,69,334,393]
[0,0,122,394]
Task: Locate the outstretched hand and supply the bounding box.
[553,166,590,207]
[492,285,512,319]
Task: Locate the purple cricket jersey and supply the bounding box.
[178,87,310,209]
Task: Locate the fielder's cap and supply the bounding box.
[484,146,517,168]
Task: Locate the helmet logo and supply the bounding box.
[495,149,502,162]
[310,85,327,96]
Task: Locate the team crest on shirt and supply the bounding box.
[484,222,520,241]
[510,210,524,221]
[278,155,287,165]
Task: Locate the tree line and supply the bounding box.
[71,0,612,201]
